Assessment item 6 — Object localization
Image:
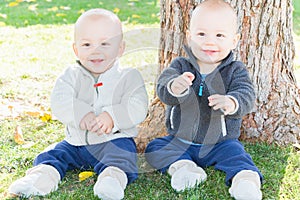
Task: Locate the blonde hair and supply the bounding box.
[191,0,238,32]
[74,9,123,39]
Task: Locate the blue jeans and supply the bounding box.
[145,135,263,185]
[34,138,138,184]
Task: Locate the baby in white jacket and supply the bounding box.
[9,8,148,200]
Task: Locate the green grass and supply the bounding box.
[0,0,160,27]
[0,0,300,199]
[293,0,300,79]
[1,124,299,200]
[293,0,300,35]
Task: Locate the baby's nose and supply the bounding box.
[94,45,103,51]
[205,36,216,45]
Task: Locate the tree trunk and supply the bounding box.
[232,0,300,145]
[136,0,300,153]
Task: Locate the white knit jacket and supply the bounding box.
[51,61,148,146]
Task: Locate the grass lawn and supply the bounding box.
[0,0,300,199]
[0,0,160,26]
[294,0,300,82]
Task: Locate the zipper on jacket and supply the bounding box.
[94,80,103,95]
[94,83,99,95]
[85,130,90,145]
[198,80,205,96]
[85,80,101,145]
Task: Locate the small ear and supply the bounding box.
[186,30,191,46]
[72,43,78,57]
[118,40,126,57]
[232,33,240,49]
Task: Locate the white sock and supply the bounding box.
[8,164,60,197]
[229,170,262,200]
[94,176,124,200]
[93,166,127,200]
[168,160,207,192]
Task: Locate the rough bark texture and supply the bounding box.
[135,0,300,153]
[230,0,300,145]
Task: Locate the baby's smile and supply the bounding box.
[203,49,219,56]
[90,59,104,64]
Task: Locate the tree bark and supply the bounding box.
[231,0,300,145]
[136,0,300,153]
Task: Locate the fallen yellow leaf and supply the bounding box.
[47,6,58,12]
[56,13,66,17]
[28,4,38,11]
[40,106,46,111]
[132,14,141,19]
[40,112,52,122]
[79,171,95,181]
[8,105,13,112]
[78,9,85,14]
[113,8,120,14]
[14,126,25,145]
[25,111,40,117]
[8,2,19,7]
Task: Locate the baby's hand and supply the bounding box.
[170,72,195,95]
[208,94,236,115]
[80,112,96,130]
[89,112,114,135]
